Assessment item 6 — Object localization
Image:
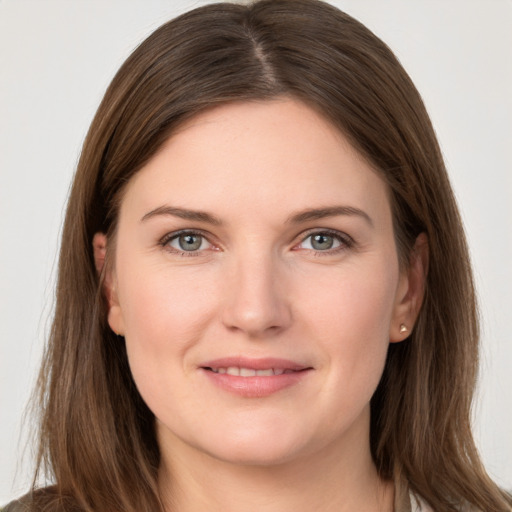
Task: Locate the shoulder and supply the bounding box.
[1,498,30,512]
[1,487,76,512]
[1,492,33,512]
[410,494,433,512]
[410,493,483,512]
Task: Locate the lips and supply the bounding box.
[208,367,296,376]
[201,357,309,371]
[199,357,313,398]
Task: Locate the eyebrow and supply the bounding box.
[141,206,222,225]
[287,206,374,227]
[141,204,373,227]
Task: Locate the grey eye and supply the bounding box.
[299,232,343,251]
[171,233,205,252]
[310,233,335,250]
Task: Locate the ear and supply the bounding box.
[389,233,428,342]
[93,232,125,336]
[93,232,107,274]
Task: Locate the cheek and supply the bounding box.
[304,258,398,339]
[117,263,219,371]
[301,259,398,393]
[121,256,216,322]
[116,264,223,424]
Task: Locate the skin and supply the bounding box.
[95,98,426,512]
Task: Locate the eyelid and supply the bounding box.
[158,227,354,256]
[159,229,218,256]
[294,228,354,253]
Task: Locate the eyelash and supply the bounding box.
[158,228,354,257]
[159,229,213,257]
[296,229,354,256]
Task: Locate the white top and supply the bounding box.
[411,494,434,511]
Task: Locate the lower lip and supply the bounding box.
[201,369,312,398]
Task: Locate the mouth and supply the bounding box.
[199,357,313,397]
[203,367,302,376]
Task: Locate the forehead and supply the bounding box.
[119,98,391,227]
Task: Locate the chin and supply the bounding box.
[206,440,306,467]
[196,422,326,468]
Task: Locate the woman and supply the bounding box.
[3,0,511,511]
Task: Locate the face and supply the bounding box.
[103,98,420,468]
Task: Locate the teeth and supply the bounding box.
[240,368,257,377]
[256,369,274,376]
[210,367,294,377]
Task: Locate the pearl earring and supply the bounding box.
[399,324,408,333]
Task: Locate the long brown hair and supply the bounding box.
[31,1,511,511]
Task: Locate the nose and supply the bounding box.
[221,252,292,338]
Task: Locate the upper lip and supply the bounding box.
[200,357,311,371]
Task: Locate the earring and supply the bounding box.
[399,324,408,333]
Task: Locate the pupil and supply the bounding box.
[179,234,201,251]
[312,234,333,250]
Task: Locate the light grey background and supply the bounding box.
[1,0,511,504]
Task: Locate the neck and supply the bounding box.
[157,409,394,512]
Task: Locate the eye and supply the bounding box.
[297,230,351,253]
[163,231,213,253]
